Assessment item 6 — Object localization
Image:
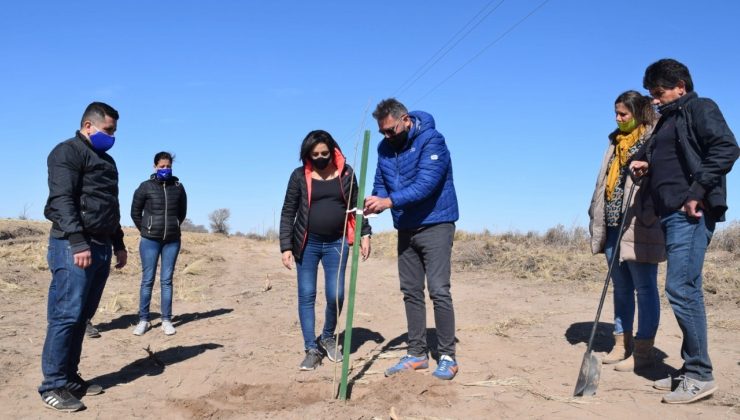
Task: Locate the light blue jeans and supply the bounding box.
[604,227,660,340]
[138,237,181,322]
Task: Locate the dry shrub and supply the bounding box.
[712,220,740,254]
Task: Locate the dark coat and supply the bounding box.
[131,175,187,242]
[279,149,371,258]
[44,132,125,253]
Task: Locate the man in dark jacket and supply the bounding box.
[365,98,460,380]
[631,59,739,404]
[39,102,128,412]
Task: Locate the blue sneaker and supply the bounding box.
[384,354,429,377]
[432,355,458,380]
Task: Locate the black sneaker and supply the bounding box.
[41,387,85,412]
[319,336,343,362]
[65,374,104,397]
[85,321,101,338]
[299,349,323,371]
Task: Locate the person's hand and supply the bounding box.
[364,196,392,215]
[629,160,649,178]
[114,250,128,269]
[683,199,704,218]
[282,251,294,270]
[361,236,371,261]
[73,249,92,269]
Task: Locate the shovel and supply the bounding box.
[573,176,638,397]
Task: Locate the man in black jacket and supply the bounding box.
[631,59,739,404]
[39,102,128,412]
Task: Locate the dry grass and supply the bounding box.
[2,218,738,303]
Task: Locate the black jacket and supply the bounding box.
[645,92,739,221]
[131,175,187,242]
[44,132,125,253]
[280,155,371,258]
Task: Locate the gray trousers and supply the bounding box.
[397,222,456,358]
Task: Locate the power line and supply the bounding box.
[394,0,506,97]
[412,0,550,106]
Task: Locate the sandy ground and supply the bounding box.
[1,225,739,419]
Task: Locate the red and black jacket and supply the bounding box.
[279,148,371,258]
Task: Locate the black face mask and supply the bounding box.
[312,157,331,170]
[386,129,408,151]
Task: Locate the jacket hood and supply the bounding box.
[408,111,436,140]
[303,147,346,173]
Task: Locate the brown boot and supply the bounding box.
[615,338,654,372]
[603,333,632,364]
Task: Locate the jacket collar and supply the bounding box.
[658,91,697,115]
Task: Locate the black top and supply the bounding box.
[308,178,345,239]
[648,117,691,216]
[44,132,125,254]
[131,175,188,242]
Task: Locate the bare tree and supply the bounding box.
[209,208,231,235]
[18,203,31,220]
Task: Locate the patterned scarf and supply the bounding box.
[606,124,646,200]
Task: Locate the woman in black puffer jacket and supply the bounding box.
[130,151,187,336]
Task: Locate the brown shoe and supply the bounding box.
[615,338,654,372]
[603,333,632,364]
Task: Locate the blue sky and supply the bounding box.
[1,1,739,234]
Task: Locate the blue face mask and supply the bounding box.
[89,126,115,152]
[156,168,173,181]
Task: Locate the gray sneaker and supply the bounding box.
[132,321,151,336]
[662,375,717,404]
[654,375,678,391]
[319,336,343,362]
[299,349,323,371]
[85,321,101,338]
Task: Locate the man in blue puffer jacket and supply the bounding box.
[365,98,460,380]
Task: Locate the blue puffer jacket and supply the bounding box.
[372,111,459,229]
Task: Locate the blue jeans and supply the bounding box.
[661,211,715,381]
[39,237,111,393]
[138,237,181,322]
[604,227,660,339]
[295,234,349,350]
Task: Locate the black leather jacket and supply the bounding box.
[646,92,739,220]
[131,175,187,242]
[44,132,125,253]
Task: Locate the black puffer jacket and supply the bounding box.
[44,132,125,253]
[280,150,371,258]
[131,175,187,242]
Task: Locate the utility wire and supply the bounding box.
[394,0,506,97]
[412,0,550,106]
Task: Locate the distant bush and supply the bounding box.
[209,209,231,235]
[712,221,740,254]
[181,218,208,233]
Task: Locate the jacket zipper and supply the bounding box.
[163,183,168,240]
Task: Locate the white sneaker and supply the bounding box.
[161,321,176,336]
[132,321,150,336]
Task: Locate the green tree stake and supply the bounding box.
[338,130,371,400]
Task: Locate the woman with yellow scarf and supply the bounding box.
[588,90,665,373]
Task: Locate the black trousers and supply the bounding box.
[397,222,456,358]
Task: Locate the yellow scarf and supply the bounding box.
[606,124,646,200]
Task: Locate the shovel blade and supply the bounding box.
[573,351,601,397]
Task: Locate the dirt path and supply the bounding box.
[1,232,738,419]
